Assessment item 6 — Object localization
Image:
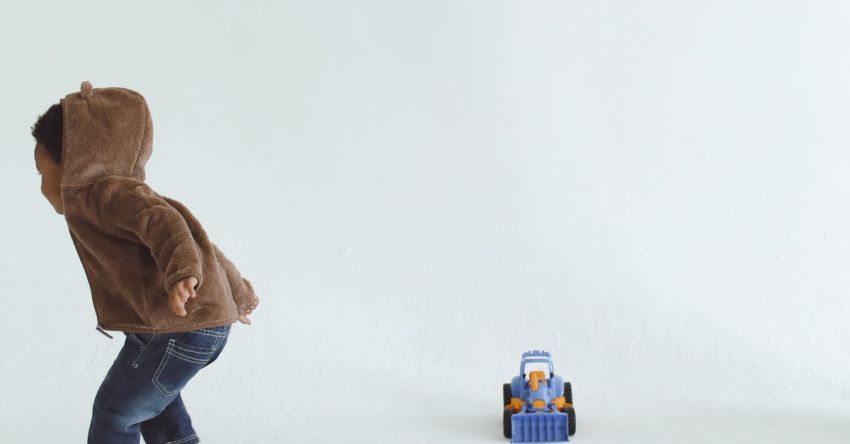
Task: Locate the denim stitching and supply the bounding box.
[212,333,223,350]
[167,349,209,365]
[127,332,145,348]
[126,333,150,368]
[152,339,217,396]
[165,433,198,444]
[152,341,176,396]
[172,341,216,355]
[196,329,227,338]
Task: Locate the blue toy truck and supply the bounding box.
[503,351,576,442]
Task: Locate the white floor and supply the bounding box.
[183,397,849,443]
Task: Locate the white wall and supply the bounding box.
[2,1,850,443]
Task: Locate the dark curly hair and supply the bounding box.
[31,103,63,164]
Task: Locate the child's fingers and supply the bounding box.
[170,296,187,316]
[174,289,188,305]
[172,285,191,313]
[166,282,192,317]
[184,279,197,298]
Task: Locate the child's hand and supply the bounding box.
[237,296,259,325]
[168,276,198,317]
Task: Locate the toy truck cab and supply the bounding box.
[503,351,575,442]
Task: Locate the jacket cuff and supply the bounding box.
[165,269,204,294]
[232,277,257,312]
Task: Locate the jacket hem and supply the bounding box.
[97,316,237,334]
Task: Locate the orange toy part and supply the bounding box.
[532,399,546,409]
[506,397,524,412]
[528,370,547,391]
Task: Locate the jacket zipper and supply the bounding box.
[96,324,114,339]
[66,231,113,340]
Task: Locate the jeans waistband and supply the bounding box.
[196,324,231,336]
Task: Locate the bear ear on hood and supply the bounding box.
[80,80,93,99]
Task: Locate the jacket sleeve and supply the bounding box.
[91,179,204,294]
[211,242,257,313]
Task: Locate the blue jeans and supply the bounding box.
[88,324,231,444]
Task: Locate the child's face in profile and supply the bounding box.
[34,142,63,215]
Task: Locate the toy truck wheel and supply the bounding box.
[503,408,513,438]
[564,382,573,405]
[559,406,576,436]
[503,383,512,407]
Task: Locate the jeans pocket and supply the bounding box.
[151,338,216,397]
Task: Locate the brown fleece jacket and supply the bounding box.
[60,81,257,335]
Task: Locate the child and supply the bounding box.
[31,81,260,444]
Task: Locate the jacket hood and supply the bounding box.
[59,81,153,190]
